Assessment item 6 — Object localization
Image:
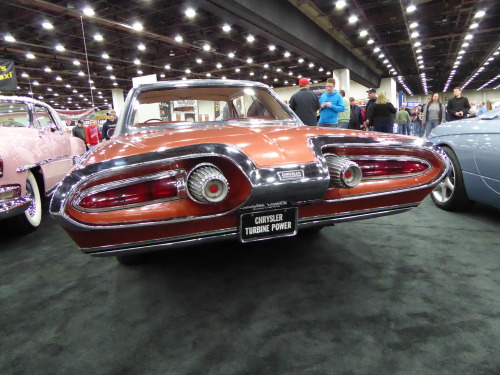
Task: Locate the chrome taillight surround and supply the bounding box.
[345,155,432,180]
[187,163,229,204]
[73,169,187,212]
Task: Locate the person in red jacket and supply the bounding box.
[85,119,102,149]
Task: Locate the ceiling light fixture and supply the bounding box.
[102,53,109,59]
[42,21,53,30]
[222,24,231,32]
[474,10,485,18]
[409,22,418,28]
[94,33,103,41]
[55,44,65,51]
[247,35,255,43]
[138,43,146,51]
[228,52,235,58]
[359,30,368,37]
[82,7,95,16]
[132,22,143,31]
[407,5,416,13]
[336,0,347,9]
[203,44,210,51]
[26,53,35,59]
[185,8,196,18]
[348,15,358,24]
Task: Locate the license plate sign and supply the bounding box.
[240,207,298,242]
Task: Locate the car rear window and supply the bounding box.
[128,86,294,132]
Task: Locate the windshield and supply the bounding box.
[126,86,295,133]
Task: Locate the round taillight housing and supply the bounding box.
[187,164,229,203]
[325,155,363,188]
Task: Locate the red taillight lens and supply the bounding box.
[352,159,428,177]
[79,176,178,209]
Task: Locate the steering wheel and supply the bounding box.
[144,118,163,123]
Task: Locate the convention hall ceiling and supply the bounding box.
[0,0,498,110]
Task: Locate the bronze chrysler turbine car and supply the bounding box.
[50,80,449,264]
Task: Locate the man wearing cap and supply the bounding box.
[363,88,377,129]
[71,119,87,149]
[289,77,320,126]
[318,78,345,128]
[102,109,118,140]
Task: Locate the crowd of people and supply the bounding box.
[289,77,488,137]
[70,110,118,149]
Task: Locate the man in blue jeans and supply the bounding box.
[318,78,345,127]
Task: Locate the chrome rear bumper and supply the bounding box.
[84,203,417,257]
[0,196,31,219]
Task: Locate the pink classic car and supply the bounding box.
[0,96,86,233]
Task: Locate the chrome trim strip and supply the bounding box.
[72,169,188,213]
[82,203,417,256]
[0,196,31,217]
[16,154,70,172]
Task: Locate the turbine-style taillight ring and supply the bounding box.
[325,155,363,189]
[187,164,229,203]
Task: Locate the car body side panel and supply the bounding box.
[474,133,500,190]
[428,113,500,209]
[427,134,478,175]
[462,173,500,209]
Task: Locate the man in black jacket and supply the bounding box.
[289,77,320,126]
[447,87,471,121]
[102,109,118,140]
[363,88,377,129]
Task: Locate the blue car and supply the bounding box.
[427,109,500,211]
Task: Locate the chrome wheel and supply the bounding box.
[430,146,471,211]
[431,163,456,203]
